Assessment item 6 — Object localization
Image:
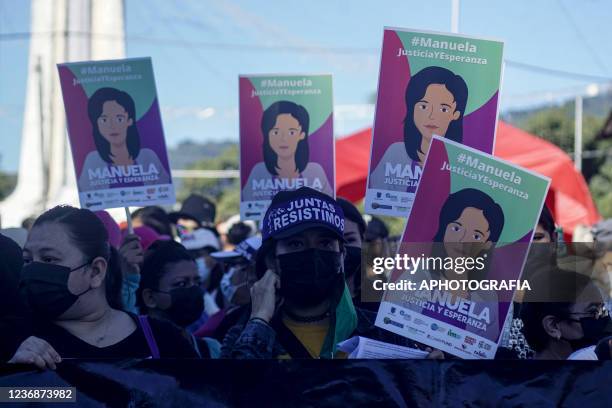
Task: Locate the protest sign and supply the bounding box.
[337,336,428,359]
[58,57,175,211]
[365,27,504,217]
[239,74,335,220]
[375,136,550,359]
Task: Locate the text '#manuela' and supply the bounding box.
[72,64,142,86]
[442,154,529,199]
[87,164,159,186]
[251,78,322,98]
[396,37,489,65]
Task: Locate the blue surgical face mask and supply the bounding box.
[196,257,211,282]
[220,267,247,305]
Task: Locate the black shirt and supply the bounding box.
[33,313,199,359]
[0,316,32,361]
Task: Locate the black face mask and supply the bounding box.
[278,249,343,308]
[158,286,204,327]
[343,246,362,279]
[19,261,92,320]
[565,315,612,351]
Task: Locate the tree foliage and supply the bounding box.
[178,145,240,222]
[589,158,612,218]
[0,172,17,201]
[521,107,611,218]
[522,106,602,154]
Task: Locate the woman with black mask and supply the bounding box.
[138,240,220,358]
[222,187,440,359]
[521,268,611,359]
[10,206,200,369]
[497,205,559,359]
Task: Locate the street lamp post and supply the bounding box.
[451,0,460,33]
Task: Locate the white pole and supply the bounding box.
[451,0,460,33]
[125,207,134,234]
[574,95,583,172]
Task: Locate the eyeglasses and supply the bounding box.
[566,306,610,321]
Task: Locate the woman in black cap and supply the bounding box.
[222,187,441,359]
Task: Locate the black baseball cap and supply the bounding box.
[261,187,345,242]
[169,194,216,226]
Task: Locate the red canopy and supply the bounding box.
[335,121,601,235]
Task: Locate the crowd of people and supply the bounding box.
[1,187,611,369]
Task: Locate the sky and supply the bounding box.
[1,0,612,172]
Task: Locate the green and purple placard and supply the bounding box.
[375,137,550,359]
[366,27,504,217]
[58,57,174,210]
[239,74,335,220]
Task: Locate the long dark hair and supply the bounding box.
[261,101,310,175]
[131,206,173,237]
[428,189,504,280]
[32,206,123,309]
[88,87,141,164]
[404,66,468,162]
[433,188,505,244]
[538,205,556,240]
